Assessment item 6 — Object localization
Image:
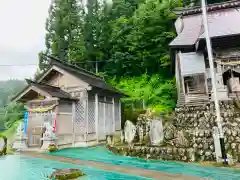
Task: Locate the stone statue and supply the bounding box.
[12,122,28,151]
[149,119,164,145]
[43,122,55,139]
[124,120,136,147]
[16,122,24,137]
[41,121,56,150]
[174,130,189,148]
[164,124,176,140]
[120,130,124,143]
[106,136,112,145]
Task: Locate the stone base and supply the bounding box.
[12,138,28,151]
[41,138,56,150]
[107,145,196,162]
[73,141,100,148]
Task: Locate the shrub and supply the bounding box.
[0,134,7,156]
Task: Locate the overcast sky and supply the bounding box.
[0,0,50,80]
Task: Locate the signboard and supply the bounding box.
[23,110,28,134]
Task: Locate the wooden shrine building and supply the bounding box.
[169,0,240,106]
[12,56,125,148]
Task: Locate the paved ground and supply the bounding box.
[22,152,210,180]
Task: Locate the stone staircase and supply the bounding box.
[177,92,210,107]
[177,92,185,106]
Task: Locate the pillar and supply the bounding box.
[119,100,121,131]
[104,96,106,136]
[72,101,76,146]
[85,95,88,142]
[112,97,115,133]
[95,93,99,142]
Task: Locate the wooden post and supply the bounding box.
[104,96,106,136]
[179,51,186,100]
[95,93,99,142]
[72,101,76,146]
[204,73,209,96]
[119,99,121,131]
[112,97,115,133]
[85,94,88,142]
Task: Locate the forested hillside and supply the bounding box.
[37,0,230,115]
[0,80,25,130]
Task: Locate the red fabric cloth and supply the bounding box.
[53,119,56,133]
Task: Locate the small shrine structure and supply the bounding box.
[12,56,125,149]
[170,0,240,106]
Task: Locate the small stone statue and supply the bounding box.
[12,122,28,150]
[41,122,56,150]
[120,130,124,143]
[43,122,55,139]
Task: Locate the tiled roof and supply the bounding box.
[169,15,202,47]
[170,4,240,48]
[181,0,240,16]
[26,79,75,100]
[48,56,126,96]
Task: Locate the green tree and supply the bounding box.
[105,0,180,77]
[39,0,83,70]
[4,103,24,129]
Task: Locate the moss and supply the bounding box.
[212,162,234,168]
[49,169,85,180]
[48,144,57,152]
[0,134,7,156]
[123,108,146,125]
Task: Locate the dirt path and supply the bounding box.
[22,151,210,180]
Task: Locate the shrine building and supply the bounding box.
[169,0,240,107]
[12,55,125,148]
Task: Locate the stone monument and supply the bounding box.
[12,122,28,151]
[124,120,136,147]
[149,119,164,145]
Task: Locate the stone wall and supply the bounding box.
[173,101,240,162]
[107,145,195,162]
[107,102,240,162]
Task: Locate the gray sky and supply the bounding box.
[0,0,50,80]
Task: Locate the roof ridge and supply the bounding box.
[175,0,240,16]
[25,78,72,98]
[47,55,104,81]
[25,78,60,89]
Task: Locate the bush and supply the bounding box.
[0,134,7,156]
[123,108,146,126]
[49,168,85,180]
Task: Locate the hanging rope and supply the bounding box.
[24,104,57,113]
